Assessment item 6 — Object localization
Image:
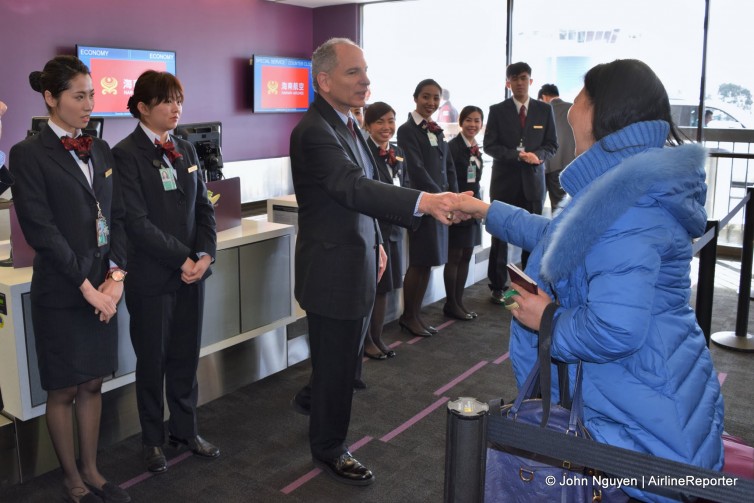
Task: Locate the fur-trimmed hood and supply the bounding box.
[540,122,707,283]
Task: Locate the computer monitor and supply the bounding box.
[27,116,104,139]
[174,122,223,181]
[76,45,177,118]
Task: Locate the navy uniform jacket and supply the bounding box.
[10,123,126,307]
[397,114,458,266]
[112,126,216,296]
[483,98,558,203]
[367,137,408,243]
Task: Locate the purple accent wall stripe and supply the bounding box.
[379,396,450,443]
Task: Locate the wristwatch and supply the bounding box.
[107,268,127,282]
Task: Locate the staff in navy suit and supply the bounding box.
[290,38,464,487]
[363,101,408,359]
[483,62,558,304]
[10,56,130,503]
[444,106,485,321]
[397,79,458,337]
[112,71,218,474]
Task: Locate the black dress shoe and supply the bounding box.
[364,351,387,360]
[292,394,311,416]
[313,452,375,486]
[443,305,474,321]
[398,318,432,337]
[384,350,396,358]
[168,434,220,458]
[84,481,131,503]
[424,324,439,335]
[142,445,167,474]
[63,486,103,503]
[490,290,505,304]
[353,379,367,390]
[466,311,478,318]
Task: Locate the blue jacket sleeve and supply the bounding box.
[484,200,551,252]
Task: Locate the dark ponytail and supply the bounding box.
[28,56,90,112]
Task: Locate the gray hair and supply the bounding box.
[311,37,358,92]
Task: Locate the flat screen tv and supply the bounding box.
[28,116,104,139]
[251,55,314,113]
[77,45,176,117]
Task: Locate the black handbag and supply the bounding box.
[484,303,627,503]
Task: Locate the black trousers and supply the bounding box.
[545,169,566,210]
[487,198,543,291]
[296,312,368,460]
[126,282,205,446]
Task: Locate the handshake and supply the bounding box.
[418,191,490,225]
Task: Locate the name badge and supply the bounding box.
[95,202,109,247]
[393,175,401,187]
[427,132,438,147]
[467,163,476,183]
[517,140,525,153]
[159,166,177,191]
[105,168,113,178]
[188,165,198,173]
[533,125,543,129]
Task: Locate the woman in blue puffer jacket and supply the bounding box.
[459,59,724,502]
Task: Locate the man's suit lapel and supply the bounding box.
[40,123,95,199]
[312,95,373,177]
[354,128,378,179]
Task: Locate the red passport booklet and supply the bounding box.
[507,263,538,294]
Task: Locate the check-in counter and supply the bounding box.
[0,218,295,421]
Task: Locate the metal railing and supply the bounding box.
[679,127,754,243]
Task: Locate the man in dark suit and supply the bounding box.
[483,62,558,303]
[538,84,575,210]
[290,37,462,486]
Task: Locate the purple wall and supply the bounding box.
[0,0,313,161]
[313,4,361,48]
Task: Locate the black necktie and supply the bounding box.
[519,105,527,130]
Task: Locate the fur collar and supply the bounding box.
[540,143,707,283]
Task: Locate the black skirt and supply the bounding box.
[449,218,482,249]
[32,302,118,390]
[377,239,404,294]
[408,215,449,267]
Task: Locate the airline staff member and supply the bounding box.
[10,56,130,503]
[112,70,218,474]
